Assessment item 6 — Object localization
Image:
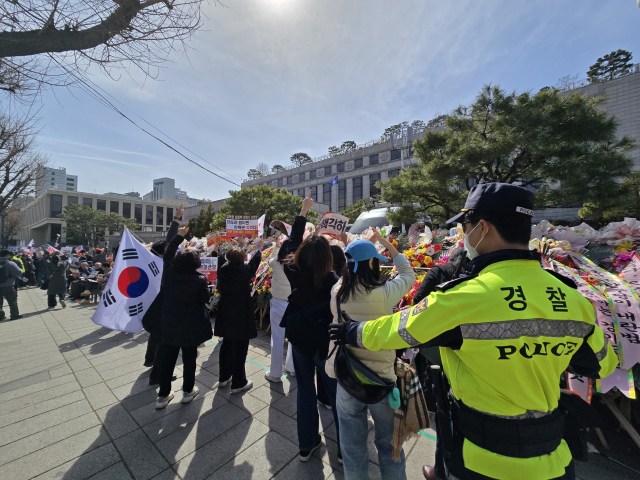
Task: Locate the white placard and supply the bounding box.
[316,212,349,240]
[197,257,218,282]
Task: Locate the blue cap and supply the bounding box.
[344,239,389,272]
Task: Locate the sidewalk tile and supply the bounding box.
[0,399,92,447]
[204,431,298,480]
[88,462,134,480]
[173,417,269,480]
[96,403,140,439]
[0,425,110,480]
[155,401,250,463]
[31,442,120,480]
[0,412,100,467]
[83,383,118,410]
[0,390,85,429]
[114,429,169,480]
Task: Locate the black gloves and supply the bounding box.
[329,310,360,347]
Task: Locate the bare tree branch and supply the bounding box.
[0,0,209,94]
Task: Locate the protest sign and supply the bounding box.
[61,247,73,254]
[316,212,349,240]
[197,257,218,282]
[226,215,261,238]
[8,246,19,253]
[206,230,231,247]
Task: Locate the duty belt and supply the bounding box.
[455,401,565,458]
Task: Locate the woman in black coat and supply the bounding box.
[156,225,212,409]
[280,190,341,462]
[215,240,263,394]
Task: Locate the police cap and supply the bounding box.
[446,182,535,224]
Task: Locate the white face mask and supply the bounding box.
[464,223,485,260]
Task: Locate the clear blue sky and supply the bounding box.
[35,0,640,201]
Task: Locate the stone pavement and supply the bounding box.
[0,287,636,480]
[0,287,436,480]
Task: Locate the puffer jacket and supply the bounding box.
[269,250,290,301]
[326,254,415,382]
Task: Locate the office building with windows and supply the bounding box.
[241,132,419,213]
[19,189,184,246]
[35,167,78,197]
[244,68,640,220]
[144,177,200,206]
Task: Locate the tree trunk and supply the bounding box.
[0,0,141,58]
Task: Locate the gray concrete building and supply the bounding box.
[244,67,640,222]
[35,167,78,197]
[143,177,200,206]
[241,132,420,213]
[19,189,185,246]
[570,65,640,169]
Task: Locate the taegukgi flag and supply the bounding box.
[91,228,163,334]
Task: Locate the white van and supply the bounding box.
[349,207,402,234]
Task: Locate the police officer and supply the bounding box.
[330,183,617,480]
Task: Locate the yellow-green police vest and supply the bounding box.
[357,258,617,480]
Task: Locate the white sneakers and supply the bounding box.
[155,391,175,409]
[264,371,282,383]
[218,379,232,388]
[182,386,199,404]
[231,380,253,394]
[284,368,296,377]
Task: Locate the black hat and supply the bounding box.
[446,182,535,224]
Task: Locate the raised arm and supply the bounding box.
[286,189,314,255]
[248,245,263,277]
[166,204,184,243]
[164,225,188,268]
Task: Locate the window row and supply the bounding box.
[275,151,404,186]
[286,172,394,209]
[50,196,173,225]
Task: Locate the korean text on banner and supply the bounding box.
[197,257,218,282]
[316,212,349,240]
[91,228,163,334]
[60,247,72,255]
[206,230,230,247]
[226,215,261,238]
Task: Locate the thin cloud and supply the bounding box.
[63,154,154,169]
[41,137,174,161]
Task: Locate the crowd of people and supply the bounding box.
[0,246,112,320]
[1,183,620,480]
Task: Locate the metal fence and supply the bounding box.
[558,64,640,93]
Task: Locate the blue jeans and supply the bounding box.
[291,346,340,452]
[337,384,407,480]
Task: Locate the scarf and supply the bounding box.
[391,357,430,462]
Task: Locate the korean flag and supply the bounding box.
[91,228,163,333]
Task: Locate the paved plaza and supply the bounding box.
[0,287,636,480]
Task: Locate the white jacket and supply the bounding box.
[269,254,291,301]
[326,254,415,382]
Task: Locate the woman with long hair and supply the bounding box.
[326,231,415,480]
[280,190,342,463]
[156,225,213,409]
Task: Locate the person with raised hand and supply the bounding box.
[155,224,213,409]
[280,189,343,463]
[215,236,263,394]
[326,230,415,479]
